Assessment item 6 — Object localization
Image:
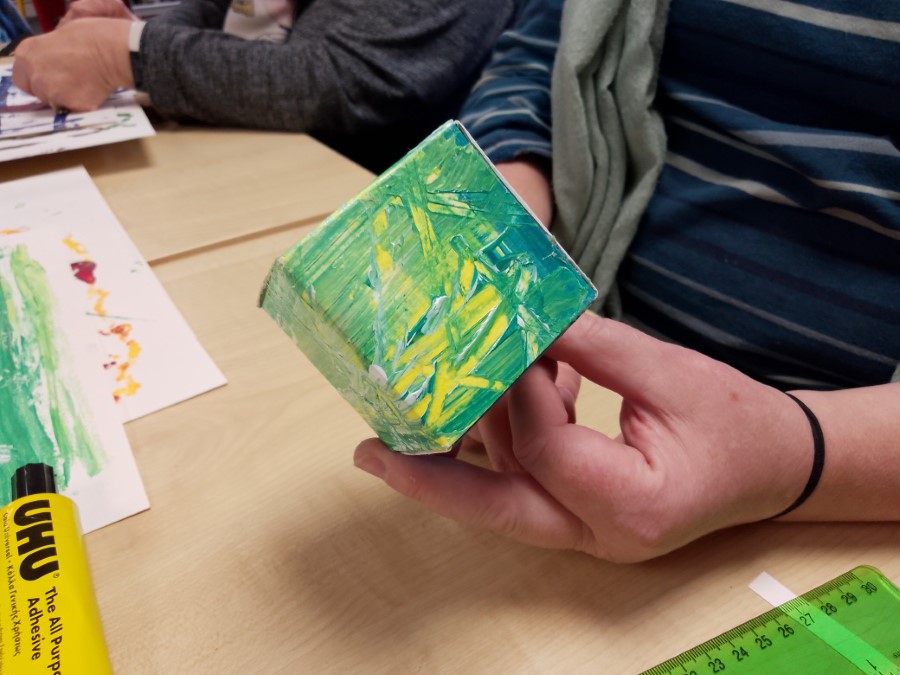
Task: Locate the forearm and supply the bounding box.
[138,23,318,130]
[496,158,554,229]
[782,383,900,521]
[140,0,516,137]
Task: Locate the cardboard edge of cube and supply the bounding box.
[260,120,598,455]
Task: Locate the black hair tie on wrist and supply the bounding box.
[772,393,825,519]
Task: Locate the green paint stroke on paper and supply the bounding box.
[261,121,597,454]
[0,243,106,504]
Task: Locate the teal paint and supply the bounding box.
[261,121,597,454]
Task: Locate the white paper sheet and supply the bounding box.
[0,167,227,421]
[0,232,149,532]
[0,65,155,162]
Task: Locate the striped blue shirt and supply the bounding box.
[462,0,900,390]
[459,0,562,162]
[619,0,900,390]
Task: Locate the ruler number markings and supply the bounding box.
[642,567,899,675]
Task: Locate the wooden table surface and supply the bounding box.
[2,123,373,263]
[4,123,899,674]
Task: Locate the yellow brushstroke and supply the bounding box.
[372,209,390,236]
[458,376,505,390]
[392,360,435,399]
[425,360,452,425]
[457,258,475,296]
[126,339,141,360]
[374,244,392,274]
[89,287,109,316]
[453,312,511,383]
[409,202,436,255]
[392,330,452,376]
[408,393,432,420]
[432,435,455,448]
[101,323,143,400]
[425,194,474,218]
[62,236,89,255]
[113,377,140,401]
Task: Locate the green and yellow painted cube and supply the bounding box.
[260,121,596,454]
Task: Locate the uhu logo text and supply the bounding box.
[14,499,60,581]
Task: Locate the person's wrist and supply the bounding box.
[775,384,900,521]
[754,388,821,522]
[707,384,816,528]
[495,158,554,229]
[771,392,825,518]
[81,18,134,90]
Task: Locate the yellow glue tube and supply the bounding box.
[0,463,113,674]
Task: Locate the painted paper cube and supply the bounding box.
[260,121,597,454]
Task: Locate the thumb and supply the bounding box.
[353,440,585,550]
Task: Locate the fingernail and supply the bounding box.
[354,451,386,479]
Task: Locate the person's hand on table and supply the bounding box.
[354,311,818,562]
[12,18,133,112]
[59,0,138,24]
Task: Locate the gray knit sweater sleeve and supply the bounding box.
[137,0,518,170]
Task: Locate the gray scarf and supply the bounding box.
[551,0,670,316]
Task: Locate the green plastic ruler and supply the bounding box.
[643,566,900,675]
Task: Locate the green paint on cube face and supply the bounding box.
[260,121,597,454]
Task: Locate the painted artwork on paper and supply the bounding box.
[0,234,148,531]
[0,168,227,422]
[0,65,155,162]
[261,121,597,454]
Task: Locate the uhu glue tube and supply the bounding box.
[0,463,113,673]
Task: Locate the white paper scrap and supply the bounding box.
[0,167,227,421]
[0,64,155,162]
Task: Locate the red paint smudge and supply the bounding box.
[71,260,97,284]
[100,324,131,338]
